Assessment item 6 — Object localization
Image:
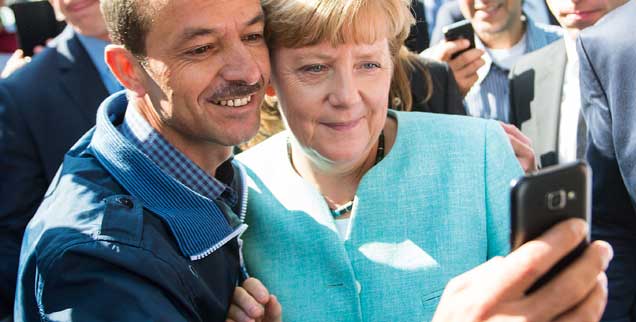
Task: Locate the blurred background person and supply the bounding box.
[509,0,628,168]
[429,0,557,46]
[422,0,562,122]
[0,0,117,319]
[578,1,636,321]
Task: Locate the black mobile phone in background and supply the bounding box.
[9,1,65,57]
[442,19,475,59]
[510,161,591,294]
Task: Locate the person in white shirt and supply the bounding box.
[509,0,627,167]
[422,0,562,124]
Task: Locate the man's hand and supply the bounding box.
[421,39,485,97]
[432,218,612,322]
[227,277,282,322]
[500,122,537,173]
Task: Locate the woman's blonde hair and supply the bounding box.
[262,0,431,111]
[239,0,433,150]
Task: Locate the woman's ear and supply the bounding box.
[105,45,148,97]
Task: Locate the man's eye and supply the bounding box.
[188,45,212,56]
[243,33,264,42]
[302,64,328,73]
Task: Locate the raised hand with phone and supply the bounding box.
[421,19,484,97]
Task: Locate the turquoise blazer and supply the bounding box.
[237,111,523,321]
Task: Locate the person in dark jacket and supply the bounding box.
[13,0,282,320]
[578,1,636,320]
[0,0,117,318]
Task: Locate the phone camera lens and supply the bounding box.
[547,190,567,210]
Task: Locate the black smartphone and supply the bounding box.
[442,19,475,59]
[510,161,591,294]
[9,1,65,57]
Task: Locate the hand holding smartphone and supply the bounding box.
[442,19,475,59]
[510,161,591,294]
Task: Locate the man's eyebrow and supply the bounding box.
[246,12,265,27]
[174,12,265,49]
[176,27,218,48]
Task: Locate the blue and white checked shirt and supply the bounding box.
[119,105,239,209]
[464,18,562,123]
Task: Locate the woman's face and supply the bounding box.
[270,38,393,166]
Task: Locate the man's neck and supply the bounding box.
[133,99,233,177]
[480,19,526,49]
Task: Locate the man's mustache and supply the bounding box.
[210,80,263,100]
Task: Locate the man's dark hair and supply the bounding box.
[100,0,155,57]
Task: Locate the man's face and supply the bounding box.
[546,0,628,33]
[459,0,523,39]
[139,0,269,148]
[48,0,108,39]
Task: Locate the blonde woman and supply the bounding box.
[229,0,611,321]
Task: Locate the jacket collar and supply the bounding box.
[91,92,247,260]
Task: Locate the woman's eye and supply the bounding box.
[302,64,327,73]
[361,62,381,70]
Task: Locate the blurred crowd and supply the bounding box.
[0,0,634,321]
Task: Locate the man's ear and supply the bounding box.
[105,45,147,97]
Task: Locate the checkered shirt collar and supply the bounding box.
[119,106,238,206]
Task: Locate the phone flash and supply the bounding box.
[568,191,576,200]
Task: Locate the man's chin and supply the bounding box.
[221,126,261,148]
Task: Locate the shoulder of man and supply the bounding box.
[22,140,148,268]
[1,27,77,87]
[526,18,563,49]
[511,38,565,75]
[579,0,635,50]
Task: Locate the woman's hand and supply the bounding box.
[432,219,612,322]
[227,277,282,322]
[500,122,537,173]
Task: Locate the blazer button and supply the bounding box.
[355,280,362,294]
[117,197,134,209]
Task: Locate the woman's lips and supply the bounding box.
[321,117,363,131]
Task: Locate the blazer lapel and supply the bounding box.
[531,41,566,156]
[511,40,567,165]
[56,27,109,125]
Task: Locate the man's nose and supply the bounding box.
[220,43,262,85]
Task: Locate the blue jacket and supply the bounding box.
[237,111,523,321]
[15,92,246,321]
